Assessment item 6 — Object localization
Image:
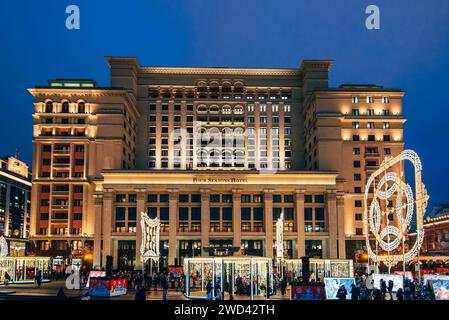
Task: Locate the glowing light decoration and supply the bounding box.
[364,150,429,265]
[276,211,284,259]
[140,212,160,263]
[0,236,8,257]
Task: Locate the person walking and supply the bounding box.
[350,283,360,300]
[135,272,143,291]
[135,287,147,300]
[380,279,387,300]
[280,277,287,297]
[387,279,394,300]
[161,272,169,300]
[396,288,404,300]
[4,272,11,285]
[337,285,348,300]
[35,271,42,287]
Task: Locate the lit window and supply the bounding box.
[352,122,360,129]
[382,97,390,104]
[351,97,359,104]
[383,122,390,129]
[284,104,291,112]
[366,96,374,104]
[272,104,278,112]
[367,122,375,129]
[260,104,266,112]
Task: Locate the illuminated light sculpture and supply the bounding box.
[364,149,429,267]
[140,212,160,264]
[276,211,284,259]
[0,236,8,257]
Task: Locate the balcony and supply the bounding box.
[364,152,380,157]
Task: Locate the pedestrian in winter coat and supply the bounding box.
[337,285,348,300]
[350,284,360,300]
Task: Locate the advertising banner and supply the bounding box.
[110,278,127,296]
[430,279,449,300]
[290,285,326,300]
[423,274,449,284]
[86,270,106,288]
[323,277,356,300]
[372,274,403,292]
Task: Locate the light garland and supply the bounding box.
[140,212,160,263]
[364,149,429,264]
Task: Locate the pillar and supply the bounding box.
[232,189,242,255]
[264,189,274,258]
[295,189,305,257]
[93,194,103,268]
[200,189,210,257]
[326,190,338,259]
[101,190,114,268]
[135,189,146,270]
[168,189,178,265]
[337,192,346,259]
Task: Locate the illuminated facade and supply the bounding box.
[0,156,31,255]
[28,57,405,269]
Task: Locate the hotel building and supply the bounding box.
[28,57,405,270]
[0,156,32,255]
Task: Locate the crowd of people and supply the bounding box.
[335,271,434,300]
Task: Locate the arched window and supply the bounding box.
[45,101,53,113]
[234,82,244,93]
[209,105,219,113]
[222,105,231,115]
[221,82,232,93]
[197,81,208,93]
[197,105,207,113]
[77,101,85,113]
[61,101,69,113]
[222,150,233,166]
[234,105,244,115]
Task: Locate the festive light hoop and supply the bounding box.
[364,149,429,264]
[140,212,160,263]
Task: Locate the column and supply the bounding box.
[200,189,210,257]
[93,194,103,268]
[101,190,114,268]
[232,189,242,255]
[337,192,346,259]
[264,189,274,258]
[326,190,338,259]
[168,189,178,265]
[135,189,146,270]
[295,189,305,258]
[29,181,39,237]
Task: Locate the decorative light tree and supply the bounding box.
[140,212,160,272]
[364,150,429,278]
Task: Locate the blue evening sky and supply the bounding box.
[0,0,448,206]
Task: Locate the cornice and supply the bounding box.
[139,67,301,76]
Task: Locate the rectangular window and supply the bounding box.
[179,194,189,202]
[178,207,189,221]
